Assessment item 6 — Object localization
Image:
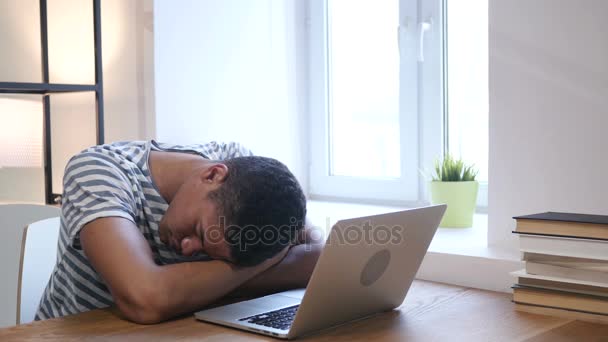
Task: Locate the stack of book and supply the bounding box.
[511,212,608,324]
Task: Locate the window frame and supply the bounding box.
[442,0,489,209]
[309,0,486,208]
[309,0,427,204]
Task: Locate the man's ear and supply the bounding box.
[202,163,228,184]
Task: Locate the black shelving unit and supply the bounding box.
[0,0,104,205]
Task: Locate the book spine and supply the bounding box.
[526,262,608,284]
[519,235,608,261]
[515,304,608,324]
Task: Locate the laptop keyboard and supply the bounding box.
[238,305,300,331]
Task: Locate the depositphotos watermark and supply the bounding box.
[201,217,405,252]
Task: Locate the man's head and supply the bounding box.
[159,156,306,266]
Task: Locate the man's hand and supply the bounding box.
[258,244,291,271]
[80,217,283,324]
[228,223,325,298]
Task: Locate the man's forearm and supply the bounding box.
[229,243,323,298]
[116,248,288,324]
[159,261,261,315]
[119,259,266,323]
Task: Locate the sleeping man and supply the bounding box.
[36,140,322,323]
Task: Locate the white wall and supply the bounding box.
[154,0,309,190]
[0,0,154,202]
[488,0,608,249]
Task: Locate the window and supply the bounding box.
[445,0,489,207]
[327,0,401,179]
[309,0,488,206]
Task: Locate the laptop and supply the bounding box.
[195,204,446,339]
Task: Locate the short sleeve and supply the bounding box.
[60,151,137,249]
[204,141,254,160]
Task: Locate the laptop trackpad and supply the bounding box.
[242,293,301,311]
[277,288,305,300]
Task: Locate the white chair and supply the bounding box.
[17,216,61,324]
[0,204,60,327]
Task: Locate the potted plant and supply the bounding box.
[428,154,479,228]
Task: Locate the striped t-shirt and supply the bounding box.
[35,140,253,320]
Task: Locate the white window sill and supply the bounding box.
[428,214,519,261]
[307,200,522,293]
[307,200,492,254]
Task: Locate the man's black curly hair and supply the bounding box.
[207,156,306,266]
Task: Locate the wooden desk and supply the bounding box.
[1,280,607,341]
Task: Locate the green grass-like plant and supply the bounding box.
[432,154,478,182]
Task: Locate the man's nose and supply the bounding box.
[180,237,203,256]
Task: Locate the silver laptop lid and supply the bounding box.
[288,205,446,338]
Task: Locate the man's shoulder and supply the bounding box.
[67,141,149,169]
[77,140,149,156]
[63,141,151,190]
[152,140,254,160]
[200,141,254,160]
